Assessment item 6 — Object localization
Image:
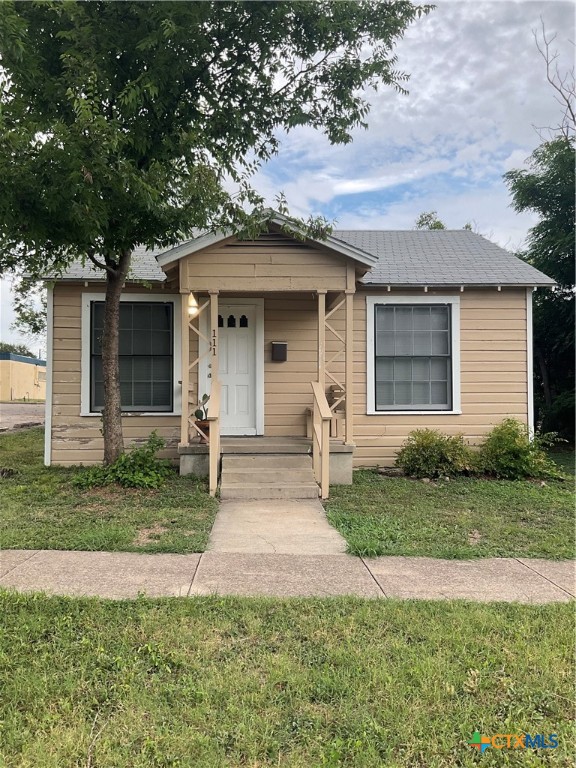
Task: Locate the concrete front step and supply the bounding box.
[220,483,319,500]
[223,469,316,484]
[220,452,318,499]
[221,438,311,455]
[223,454,311,469]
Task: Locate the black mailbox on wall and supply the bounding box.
[271,341,288,362]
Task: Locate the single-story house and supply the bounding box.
[44,214,554,498]
[0,352,46,402]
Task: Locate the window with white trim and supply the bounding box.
[90,301,174,412]
[366,296,461,414]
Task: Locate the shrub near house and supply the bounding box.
[395,419,563,480]
[73,432,172,489]
[478,419,562,479]
[395,429,472,478]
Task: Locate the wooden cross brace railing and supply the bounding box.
[323,293,347,416]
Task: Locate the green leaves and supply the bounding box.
[395,429,473,478]
[504,138,575,289]
[0,0,432,278]
[73,431,172,490]
[504,137,575,439]
[395,421,566,481]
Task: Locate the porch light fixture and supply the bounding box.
[187,292,199,317]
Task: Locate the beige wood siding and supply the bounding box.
[50,283,180,466]
[263,295,317,436]
[353,288,528,467]
[183,233,348,292]
[50,277,530,469]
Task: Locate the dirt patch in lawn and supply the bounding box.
[468,529,482,546]
[133,524,169,546]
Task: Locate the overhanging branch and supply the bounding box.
[87,250,116,275]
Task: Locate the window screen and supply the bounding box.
[90,302,173,412]
[374,304,452,410]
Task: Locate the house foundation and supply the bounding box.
[178,438,354,487]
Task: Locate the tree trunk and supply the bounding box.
[535,344,553,408]
[102,250,132,464]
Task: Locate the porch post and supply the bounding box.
[345,263,356,445]
[209,291,219,385]
[208,291,220,496]
[317,290,326,390]
[179,290,190,447]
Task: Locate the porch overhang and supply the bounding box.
[179,278,357,497]
[156,213,378,271]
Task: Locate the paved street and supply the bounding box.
[0,402,45,430]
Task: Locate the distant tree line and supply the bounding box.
[0,341,36,358]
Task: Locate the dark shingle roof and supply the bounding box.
[332,230,555,287]
[54,230,554,287]
[50,245,166,282]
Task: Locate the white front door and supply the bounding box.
[201,300,264,435]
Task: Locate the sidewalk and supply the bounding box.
[1,549,574,602]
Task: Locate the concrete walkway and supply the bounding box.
[1,549,574,602]
[207,499,347,554]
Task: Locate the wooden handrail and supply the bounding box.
[310,381,331,499]
[311,381,332,420]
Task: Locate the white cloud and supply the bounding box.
[333,183,538,251]
[250,0,574,247]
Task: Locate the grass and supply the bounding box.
[1,428,574,559]
[0,428,218,553]
[325,465,575,559]
[0,592,573,768]
[549,449,575,477]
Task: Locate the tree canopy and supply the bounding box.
[0,0,431,272]
[504,138,574,291]
[414,211,473,231]
[0,0,431,461]
[414,211,446,230]
[504,136,575,439]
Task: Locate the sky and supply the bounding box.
[0,0,574,354]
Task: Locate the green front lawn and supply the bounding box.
[326,469,575,559]
[0,428,217,553]
[1,429,574,560]
[1,592,573,767]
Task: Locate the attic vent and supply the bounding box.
[256,232,287,241]
[228,232,289,247]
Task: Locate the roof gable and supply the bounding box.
[156,214,378,270]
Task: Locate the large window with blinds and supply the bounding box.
[90,301,174,412]
[367,297,460,413]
